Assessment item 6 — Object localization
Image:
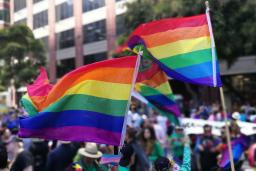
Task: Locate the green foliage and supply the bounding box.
[117,0,256,63]
[0,25,46,88]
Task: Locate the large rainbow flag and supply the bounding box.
[128,14,222,87]
[19,56,139,146]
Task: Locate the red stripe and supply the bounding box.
[132,14,207,36]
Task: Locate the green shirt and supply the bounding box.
[118,165,130,171]
[149,142,164,162]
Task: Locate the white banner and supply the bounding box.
[180,118,256,136]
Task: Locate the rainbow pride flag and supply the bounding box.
[19,56,139,145]
[134,45,180,119]
[128,14,222,87]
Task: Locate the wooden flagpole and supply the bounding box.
[220,87,235,171]
[205,1,235,171]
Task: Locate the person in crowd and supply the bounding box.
[5,136,33,171]
[169,126,185,161]
[128,104,143,129]
[0,144,8,171]
[46,141,79,171]
[154,157,174,171]
[195,125,220,171]
[118,143,135,171]
[29,139,49,171]
[152,118,167,149]
[124,127,150,171]
[65,142,107,171]
[154,138,191,171]
[139,126,164,163]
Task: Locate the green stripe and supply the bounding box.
[160,48,213,69]
[44,94,128,117]
[140,85,160,96]
[20,98,38,116]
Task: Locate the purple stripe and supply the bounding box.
[162,105,181,117]
[19,126,122,146]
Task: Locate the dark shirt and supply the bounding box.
[46,143,79,171]
[29,141,49,171]
[10,150,33,171]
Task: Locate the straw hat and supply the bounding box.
[78,143,102,159]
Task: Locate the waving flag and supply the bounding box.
[19,56,139,146]
[128,14,222,87]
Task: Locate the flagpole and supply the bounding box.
[119,52,141,147]
[205,1,235,171]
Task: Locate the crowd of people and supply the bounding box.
[0,99,256,171]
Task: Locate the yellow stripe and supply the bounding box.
[155,82,172,95]
[65,80,131,100]
[148,36,211,59]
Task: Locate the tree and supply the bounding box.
[0,25,46,88]
[118,0,256,63]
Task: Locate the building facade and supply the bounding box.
[9,0,128,82]
[0,0,10,28]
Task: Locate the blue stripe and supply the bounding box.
[145,94,175,106]
[174,61,219,79]
[19,110,124,133]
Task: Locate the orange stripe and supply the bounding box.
[142,24,209,48]
[30,95,48,110]
[142,71,168,88]
[41,67,134,109]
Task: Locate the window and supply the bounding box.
[14,0,26,12]
[14,18,27,25]
[84,52,107,64]
[33,10,48,29]
[0,9,10,22]
[39,36,48,50]
[116,14,126,36]
[83,20,106,44]
[82,0,105,12]
[55,1,73,22]
[33,0,43,3]
[56,29,74,49]
[57,58,75,78]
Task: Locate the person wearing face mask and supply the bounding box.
[139,126,164,164]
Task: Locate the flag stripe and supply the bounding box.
[142,24,209,48]
[160,48,212,69]
[20,110,124,132]
[146,94,176,106]
[148,36,211,59]
[19,126,121,146]
[133,14,207,36]
[44,94,127,116]
[141,70,168,87]
[174,60,218,79]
